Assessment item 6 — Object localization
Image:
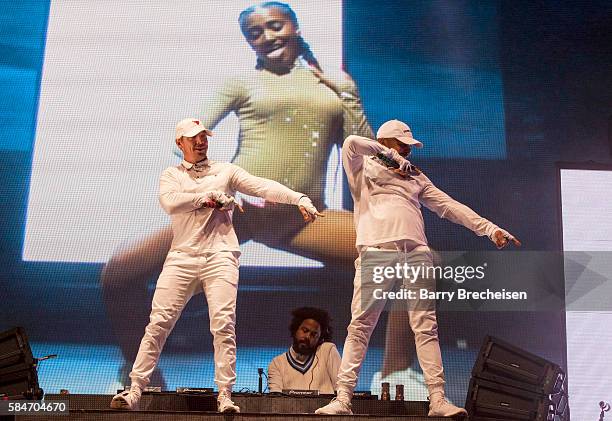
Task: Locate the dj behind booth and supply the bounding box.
[267,307,341,395]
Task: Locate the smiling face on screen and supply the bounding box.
[240,5,301,69]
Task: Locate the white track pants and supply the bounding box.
[336,248,445,397]
[129,250,239,391]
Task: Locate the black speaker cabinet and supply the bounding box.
[466,377,551,421]
[472,335,564,395]
[0,327,43,399]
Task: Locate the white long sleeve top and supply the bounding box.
[159,159,304,255]
[342,135,499,248]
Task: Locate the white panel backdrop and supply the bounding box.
[561,168,612,418]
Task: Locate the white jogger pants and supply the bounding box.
[336,247,445,397]
[129,250,239,391]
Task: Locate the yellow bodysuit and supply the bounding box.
[201,61,373,208]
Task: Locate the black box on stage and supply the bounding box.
[0,363,42,399]
[0,327,43,399]
[0,327,35,370]
[472,335,564,395]
[465,377,550,421]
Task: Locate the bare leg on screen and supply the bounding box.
[100,227,173,385]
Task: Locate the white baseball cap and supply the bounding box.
[376,119,423,148]
[175,118,213,140]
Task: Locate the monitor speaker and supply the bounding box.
[466,335,568,420]
[0,327,43,399]
[472,335,564,395]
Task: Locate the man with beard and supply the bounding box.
[267,307,340,394]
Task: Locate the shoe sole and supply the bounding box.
[110,397,137,411]
[428,410,468,417]
[314,410,353,415]
[315,412,354,415]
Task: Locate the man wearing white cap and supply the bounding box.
[316,120,520,416]
[111,118,322,413]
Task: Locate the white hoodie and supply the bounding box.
[342,135,499,248]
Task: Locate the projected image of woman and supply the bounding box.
[101,1,375,388]
[201,1,374,258]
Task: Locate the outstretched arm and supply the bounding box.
[199,75,248,130]
[419,176,520,248]
[310,69,374,140]
[230,166,323,221]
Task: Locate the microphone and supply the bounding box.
[36,354,58,363]
[376,153,400,169]
[375,153,419,176]
[258,368,264,394]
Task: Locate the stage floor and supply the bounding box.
[10,393,463,420]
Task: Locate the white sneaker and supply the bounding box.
[370,367,429,401]
[428,394,468,417]
[217,391,240,413]
[110,389,141,411]
[315,398,353,415]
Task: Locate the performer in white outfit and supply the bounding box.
[316,120,520,417]
[268,307,341,394]
[111,118,321,413]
